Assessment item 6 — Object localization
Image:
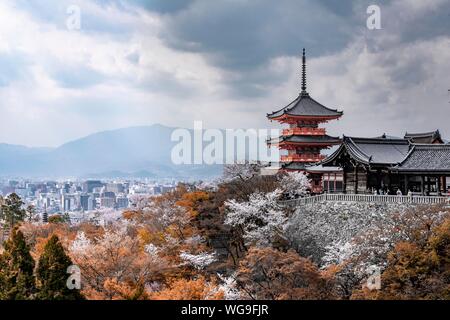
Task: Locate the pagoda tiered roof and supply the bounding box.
[267,49,343,122]
[267,93,343,121]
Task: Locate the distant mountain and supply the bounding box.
[0,124,223,179]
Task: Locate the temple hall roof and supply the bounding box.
[322,136,411,166]
[404,130,444,144]
[394,144,450,173]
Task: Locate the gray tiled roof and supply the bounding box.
[267,93,343,119]
[306,164,342,172]
[322,136,411,166]
[395,144,450,172]
[404,130,443,144]
[281,162,307,170]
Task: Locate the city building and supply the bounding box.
[100,197,116,208]
[116,197,129,209]
[83,180,104,193]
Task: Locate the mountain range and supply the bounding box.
[0,124,223,180]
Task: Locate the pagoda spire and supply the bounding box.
[301,48,308,96]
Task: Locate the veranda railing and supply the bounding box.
[282,193,450,207]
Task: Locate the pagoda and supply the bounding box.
[267,49,343,172]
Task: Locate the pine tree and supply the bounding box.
[0,228,36,300]
[0,193,26,230]
[36,235,84,300]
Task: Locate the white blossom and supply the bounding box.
[225,189,286,246]
[223,162,263,182]
[180,251,217,270]
[279,171,311,199]
[322,241,355,266]
[144,243,160,258]
[69,231,91,254]
[217,273,242,300]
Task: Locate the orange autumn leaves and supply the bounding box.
[10,182,450,300]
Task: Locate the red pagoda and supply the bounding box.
[267,49,343,189]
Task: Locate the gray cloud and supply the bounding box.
[1,0,450,147]
[122,0,195,14]
[163,0,355,69]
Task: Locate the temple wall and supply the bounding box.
[344,166,367,193]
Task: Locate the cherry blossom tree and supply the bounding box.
[179,251,217,270]
[69,228,169,299]
[279,171,311,199]
[217,273,241,300]
[225,189,286,247]
[286,201,450,297]
[223,162,263,182]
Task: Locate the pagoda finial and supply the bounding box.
[301,48,308,96]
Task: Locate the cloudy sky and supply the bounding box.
[0,0,449,147]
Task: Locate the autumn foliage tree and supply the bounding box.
[353,218,450,300]
[236,247,337,300]
[70,228,170,300]
[149,276,223,300]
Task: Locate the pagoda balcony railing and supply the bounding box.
[282,128,326,136]
[281,154,326,162]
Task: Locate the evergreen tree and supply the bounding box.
[0,228,36,300]
[0,193,26,230]
[36,235,84,300]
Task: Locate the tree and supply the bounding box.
[26,205,38,222]
[48,214,68,224]
[278,171,311,199]
[221,163,279,202]
[149,276,223,300]
[179,251,216,270]
[352,218,450,300]
[0,228,36,300]
[285,201,450,297]
[225,189,287,247]
[70,228,168,300]
[223,162,263,183]
[236,247,337,300]
[36,235,84,300]
[0,193,26,230]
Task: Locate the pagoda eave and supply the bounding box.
[276,141,341,148]
[268,114,342,123]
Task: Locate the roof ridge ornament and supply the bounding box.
[301,48,308,96]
